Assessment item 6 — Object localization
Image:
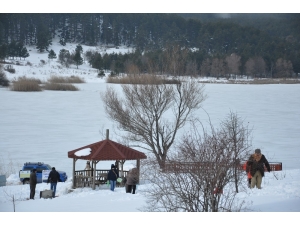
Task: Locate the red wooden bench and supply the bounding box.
[241,162,282,171]
[164,161,282,173]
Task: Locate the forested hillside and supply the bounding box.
[0,13,299,78]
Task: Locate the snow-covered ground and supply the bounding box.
[1,38,300,221]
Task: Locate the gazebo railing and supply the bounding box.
[74,169,128,188]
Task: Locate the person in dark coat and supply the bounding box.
[107,164,119,191]
[247,149,271,189]
[29,168,37,199]
[47,167,60,198]
[126,168,139,194]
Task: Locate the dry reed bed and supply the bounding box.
[106,74,181,84]
[43,82,79,91]
[199,78,300,85]
[10,76,42,92]
[10,76,81,92]
[47,75,85,83]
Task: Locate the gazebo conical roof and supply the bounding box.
[68,139,147,161]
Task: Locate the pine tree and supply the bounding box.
[48,49,57,61]
[72,44,83,69]
[8,41,17,59]
[20,46,29,60]
[73,49,83,69]
[59,38,66,46]
[36,24,52,52]
[0,44,8,61]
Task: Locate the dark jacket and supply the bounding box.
[47,169,60,183]
[247,154,270,177]
[126,168,139,185]
[107,168,119,181]
[30,171,37,186]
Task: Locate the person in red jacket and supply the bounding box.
[243,161,252,188]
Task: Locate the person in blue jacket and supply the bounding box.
[107,164,119,191]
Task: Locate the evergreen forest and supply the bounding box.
[0,13,299,78]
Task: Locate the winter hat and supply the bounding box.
[111,164,115,169]
[255,149,261,154]
[52,167,55,170]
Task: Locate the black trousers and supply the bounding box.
[127,184,136,194]
[30,185,36,199]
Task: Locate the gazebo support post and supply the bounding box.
[92,160,96,190]
[136,159,140,184]
[120,160,125,177]
[72,158,77,189]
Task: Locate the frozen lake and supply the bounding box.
[1,83,300,178]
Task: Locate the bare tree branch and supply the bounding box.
[101,75,206,169]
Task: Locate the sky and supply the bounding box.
[0,35,300,221]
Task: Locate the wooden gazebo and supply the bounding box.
[68,130,147,190]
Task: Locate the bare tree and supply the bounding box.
[0,153,22,179]
[245,57,266,78]
[254,56,267,78]
[219,111,253,193]
[124,60,140,75]
[185,60,198,77]
[140,118,249,212]
[225,53,241,78]
[163,45,189,76]
[101,76,206,169]
[274,58,294,78]
[2,186,26,212]
[200,58,211,77]
[245,58,255,78]
[211,58,225,79]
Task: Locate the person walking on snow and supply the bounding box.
[247,149,271,189]
[47,167,60,198]
[126,168,139,194]
[29,168,37,199]
[107,164,119,191]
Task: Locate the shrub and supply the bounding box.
[10,76,42,92]
[47,75,85,83]
[40,59,46,65]
[4,65,16,74]
[0,71,9,87]
[26,61,32,66]
[0,153,22,178]
[110,71,117,77]
[98,70,105,78]
[58,49,73,68]
[44,82,79,91]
